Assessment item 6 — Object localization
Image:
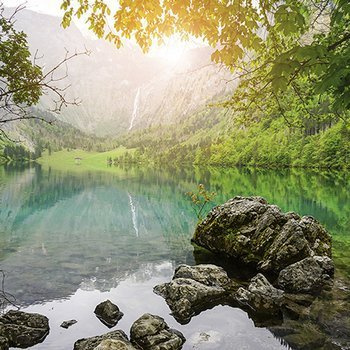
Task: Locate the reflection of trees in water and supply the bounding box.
[1,164,350,298]
[2,163,350,244]
[2,163,350,248]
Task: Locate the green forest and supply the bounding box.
[121,107,350,168]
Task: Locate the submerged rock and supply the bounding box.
[154,264,237,324]
[74,330,134,350]
[94,339,137,350]
[192,196,332,275]
[0,310,49,348]
[236,273,284,315]
[94,300,124,328]
[130,313,185,350]
[278,256,334,294]
[60,319,77,329]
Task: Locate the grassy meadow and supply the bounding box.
[38,147,136,172]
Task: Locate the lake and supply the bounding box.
[0,163,349,349]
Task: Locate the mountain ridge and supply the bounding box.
[5,7,235,136]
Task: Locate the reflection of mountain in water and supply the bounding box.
[0,166,197,306]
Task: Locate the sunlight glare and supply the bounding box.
[148,36,191,66]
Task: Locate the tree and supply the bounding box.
[186,184,216,222]
[61,0,350,123]
[0,4,89,139]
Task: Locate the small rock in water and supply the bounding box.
[74,330,135,350]
[130,313,185,350]
[0,310,49,348]
[60,319,77,329]
[94,300,123,328]
[236,273,284,315]
[199,332,211,342]
[189,331,222,347]
[154,264,237,324]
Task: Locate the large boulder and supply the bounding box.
[0,310,49,348]
[235,273,284,315]
[74,330,134,350]
[154,264,237,324]
[130,313,185,350]
[94,300,123,328]
[278,256,334,294]
[192,196,332,275]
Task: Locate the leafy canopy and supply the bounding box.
[61,0,350,117]
[0,8,42,107]
[0,5,89,139]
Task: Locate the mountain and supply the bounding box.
[133,47,237,130]
[6,8,235,136]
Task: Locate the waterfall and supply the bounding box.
[128,87,141,131]
[128,192,139,237]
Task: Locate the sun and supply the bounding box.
[147,36,192,66]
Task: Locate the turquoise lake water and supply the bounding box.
[0,164,349,349]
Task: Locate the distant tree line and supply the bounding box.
[2,143,41,162]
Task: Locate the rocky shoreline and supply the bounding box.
[1,196,348,349]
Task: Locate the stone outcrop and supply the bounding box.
[192,196,332,275]
[130,313,185,350]
[0,310,49,348]
[94,300,124,328]
[74,330,134,350]
[154,264,237,324]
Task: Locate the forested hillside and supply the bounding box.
[0,110,115,163]
[121,102,350,169]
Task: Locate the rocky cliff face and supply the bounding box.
[7,8,235,136]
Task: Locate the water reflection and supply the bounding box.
[1,164,350,349]
[22,261,287,350]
